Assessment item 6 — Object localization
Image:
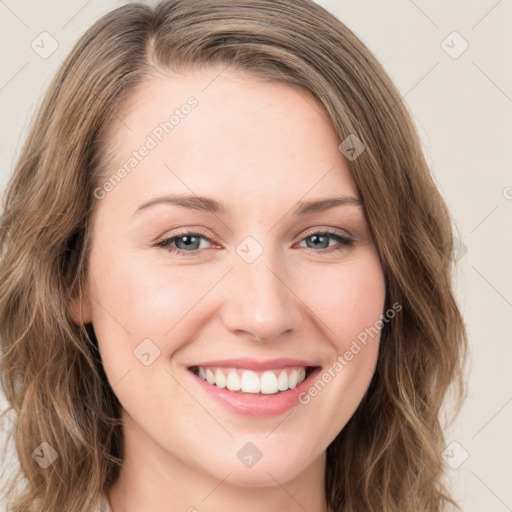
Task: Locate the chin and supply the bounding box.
[202,449,313,488]
[222,465,302,488]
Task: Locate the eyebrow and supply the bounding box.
[132,193,363,216]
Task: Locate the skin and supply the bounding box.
[72,67,386,512]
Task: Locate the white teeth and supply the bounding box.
[194,366,310,393]
[288,369,299,389]
[226,371,241,391]
[277,370,288,391]
[241,370,260,393]
[260,371,278,394]
[205,369,215,385]
[215,368,227,389]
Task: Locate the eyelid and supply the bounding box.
[154,226,213,243]
[299,226,353,240]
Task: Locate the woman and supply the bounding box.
[0,0,467,511]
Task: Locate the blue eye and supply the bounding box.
[297,231,354,252]
[155,229,354,256]
[155,231,211,255]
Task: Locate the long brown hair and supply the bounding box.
[0,1,468,510]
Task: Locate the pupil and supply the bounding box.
[178,235,198,250]
[309,234,328,249]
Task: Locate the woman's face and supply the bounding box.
[76,68,386,488]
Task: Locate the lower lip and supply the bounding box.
[188,367,322,417]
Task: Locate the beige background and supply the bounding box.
[0,0,511,510]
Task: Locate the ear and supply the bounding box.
[68,281,93,325]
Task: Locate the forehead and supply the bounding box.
[97,68,359,213]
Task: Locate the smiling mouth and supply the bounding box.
[188,365,319,394]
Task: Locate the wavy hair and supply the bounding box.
[0,0,467,510]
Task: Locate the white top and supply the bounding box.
[95,493,112,512]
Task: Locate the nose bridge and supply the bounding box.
[222,237,298,341]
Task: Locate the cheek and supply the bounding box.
[87,250,206,412]
[296,252,385,409]
[88,248,205,344]
[308,254,386,352]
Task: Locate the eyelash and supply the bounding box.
[154,228,354,256]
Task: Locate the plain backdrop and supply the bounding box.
[0,1,511,510]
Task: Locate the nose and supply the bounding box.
[220,248,300,342]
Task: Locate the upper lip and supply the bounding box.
[187,358,320,371]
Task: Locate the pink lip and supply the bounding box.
[187,365,322,418]
[187,357,317,371]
